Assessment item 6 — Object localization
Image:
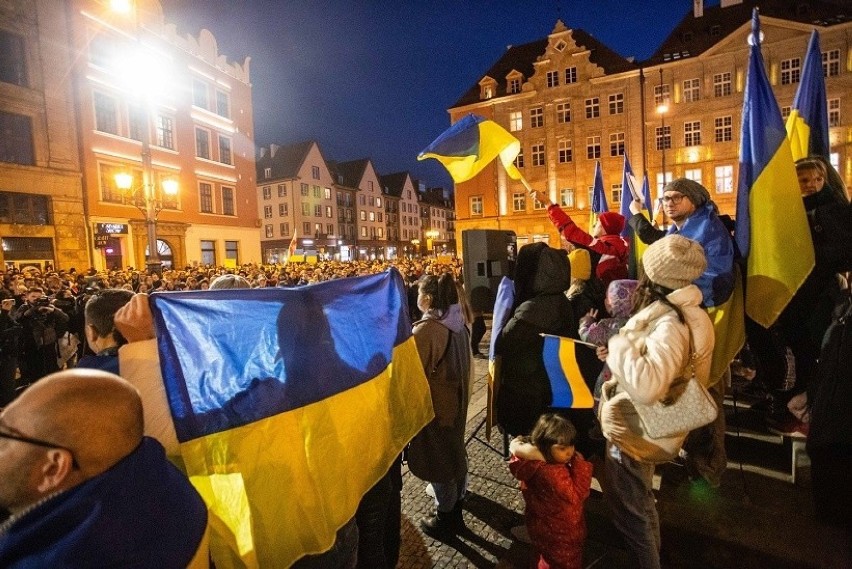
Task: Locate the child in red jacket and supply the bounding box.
[509,412,594,569]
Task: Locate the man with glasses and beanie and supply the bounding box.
[628,178,736,488]
[0,369,208,568]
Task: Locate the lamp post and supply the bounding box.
[425,230,439,257]
[411,239,420,257]
[114,170,178,273]
[656,69,670,227]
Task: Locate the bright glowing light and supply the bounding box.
[161,178,179,195]
[114,172,133,190]
[656,103,669,115]
[110,0,133,13]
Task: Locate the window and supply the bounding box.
[264,167,272,178]
[611,184,622,204]
[512,192,526,212]
[312,165,320,179]
[530,107,543,128]
[377,212,383,222]
[314,205,322,217]
[715,165,734,194]
[0,111,34,166]
[828,98,840,127]
[508,77,521,94]
[0,191,50,225]
[224,240,238,264]
[781,106,792,120]
[200,240,216,265]
[279,203,287,216]
[368,211,375,222]
[376,197,382,207]
[304,222,312,235]
[585,98,600,119]
[531,143,545,167]
[685,168,702,184]
[301,183,309,196]
[360,226,367,238]
[313,185,321,198]
[327,223,334,235]
[558,139,572,163]
[608,93,624,115]
[278,184,286,197]
[262,186,271,200]
[713,72,731,97]
[265,224,274,238]
[546,70,559,88]
[823,49,840,77]
[609,132,625,157]
[653,84,671,106]
[683,78,700,102]
[514,150,524,169]
[218,135,232,165]
[470,196,483,216]
[264,205,272,218]
[565,67,577,84]
[324,187,331,200]
[714,116,732,142]
[359,210,366,221]
[780,58,801,85]
[215,91,230,118]
[0,31,28,87]
[560,188,575,208]
[280,222,289,237]
[195,128,210,159]
[128,105,144,142]
[222,186,234,215]
[556,102,571,123]
[325,205,332,218]
[509,111,523,132]
[192,79,209,109]
[684,121,701,146]
[156,116,174,149]
[93,92,118,135]
[655,126,671,150]
[302,203,311,216]
[586,136,601,159]
[368,181,374,191]
[199,182,213,213]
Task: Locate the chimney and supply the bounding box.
[694,0,703,18]
[259,147,267,158]
[270,144,280,158]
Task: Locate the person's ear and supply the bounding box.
[36,448,76,493]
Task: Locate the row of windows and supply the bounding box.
[199,239,240,266]
[508,93,623,131]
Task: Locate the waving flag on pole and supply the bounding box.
[286,228,298,264]
[735,9,814,328]
[589,161,607,232]
[542,334,594,409]
[619,154,651,278]
[151,270,433,568]
[418,114,522,182]
[785,30,829,161]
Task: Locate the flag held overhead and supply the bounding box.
[418,114,521,182]
[785,29,830,161]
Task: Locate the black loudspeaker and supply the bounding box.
[462,229,517,312]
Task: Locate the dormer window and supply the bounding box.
[480,77,497,100]
[555,40,567,51]
[509,77,521,94]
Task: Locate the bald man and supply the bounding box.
[0,369,207,568]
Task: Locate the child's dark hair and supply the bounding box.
[631,273,686,323]
[530,412,577,462]
[418,273,459,313]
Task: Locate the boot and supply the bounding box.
[419,502,464,538]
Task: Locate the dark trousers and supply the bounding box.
[0,356,16,407]
[355,457,402,569]
[470,315,486,355]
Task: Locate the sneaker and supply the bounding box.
[510,524,532,544]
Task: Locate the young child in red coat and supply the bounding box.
[509,413,594,569]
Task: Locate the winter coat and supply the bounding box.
[509,454,593,569]
[495,245,576,435]
[600,284,714,463]
[547,205,628,287]
[407,305,472,483]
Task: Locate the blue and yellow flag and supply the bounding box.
[542,335,594,409]
[589,161,607,232]
[735,10,814,328]
[150,270,433,568]
[619,155,651,278]
[418,114,521,182]
[785,30,830,161]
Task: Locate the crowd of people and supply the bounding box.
[1,156,850,567]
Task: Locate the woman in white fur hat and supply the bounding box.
[599,234,714,569]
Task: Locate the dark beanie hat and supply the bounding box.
[664,178,711,207]
[598,211,626,235]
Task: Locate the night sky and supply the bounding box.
[159,0,712,190]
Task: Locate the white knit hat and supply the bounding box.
[642,235,707,290]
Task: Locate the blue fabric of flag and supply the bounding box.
[786,30,829,161]
[591,161,608,213]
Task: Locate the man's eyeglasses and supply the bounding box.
[660,193,685,205]
[0,430,79,468]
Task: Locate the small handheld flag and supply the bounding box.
[542,334,595,409]
[418,114,521,182]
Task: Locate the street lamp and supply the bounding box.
[425,230,439,256]
[656,69,670,227]
[114,172,178,272]
[411,238,420,257]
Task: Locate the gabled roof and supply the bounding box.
[333,159,370,189]
[255,140,315,180]
[646,0,851,65]
[379,172,410,197]
[452,25,637,108]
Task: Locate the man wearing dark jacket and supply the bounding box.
[13,288,69,385]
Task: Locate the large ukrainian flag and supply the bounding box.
[150,270,433,568]
[735,10,814,328]
[418,113,521,182]
[785,30,830,161]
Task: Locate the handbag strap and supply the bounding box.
[659,321,697,405]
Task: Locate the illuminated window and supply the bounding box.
[654,84,670,106]
[512,192,526,212]
[560,188,575,208]
[683,78,700,102]
[715,165,734,194]
[470,196,483,216]
[828,98,840,127]
[509,111,523,131]
[780,58,801,85]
